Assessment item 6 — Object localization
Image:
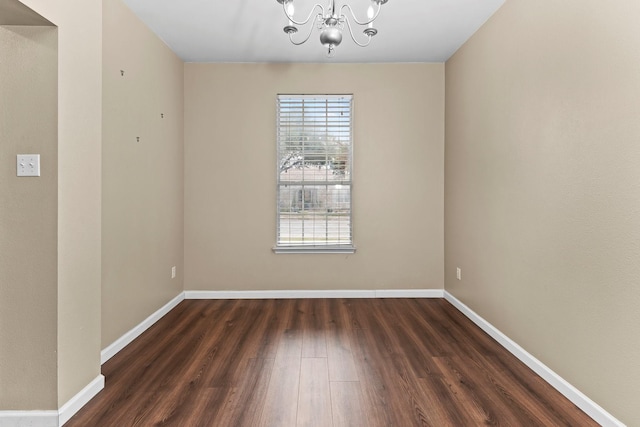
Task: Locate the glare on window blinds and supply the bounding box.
[277,95,353,248]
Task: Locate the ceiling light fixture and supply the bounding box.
[276,0,389,57]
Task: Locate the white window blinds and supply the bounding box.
[276,94,354,253]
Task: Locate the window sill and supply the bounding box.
[272,245,356,254]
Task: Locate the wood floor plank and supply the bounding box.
[371,299,440,378]
[153,387,228,427]
[350,323,425,426]
[251,299,288,359]
[341,299,365,330]
[214,357,275,426]
[326,299,359,382]
[415,375,482,426]
[301,298,328,358]
[65,299,600,427]
[434,355,526,426]
[69,300,237,426]
[297,358,332,427]
[258,357,300,427]
[184,388,227,427]
[402,299,461,357]
[480,352,596,426]
[127,300,252,424]
[330,381,366,427]
[362,299,451,426]
[202,300,273,387]
[258,320,303,427]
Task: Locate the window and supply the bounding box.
[275,94,354,253]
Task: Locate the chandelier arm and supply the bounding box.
[343,16,374,47]
[339,2,381,26]
[288,19,318,45]
[282,2,326,27]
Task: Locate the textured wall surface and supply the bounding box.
[185,63,444,292]
[101,0,184,348]
[445,1,640,424]
[0,24,58,410]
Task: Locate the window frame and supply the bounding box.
[273,94,356,254]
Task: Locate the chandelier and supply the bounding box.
[276,0,389,57]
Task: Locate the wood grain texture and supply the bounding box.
[66,299,599,427]
[297,358,332,427]
[330,381,365,427]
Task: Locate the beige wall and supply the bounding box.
[0,24,58,410]
[102,0,184,348]
[185,63,444,291]
[445,0,640,424]
[1,0,182,410]
[1,0,104,410]
[19,0,104,408]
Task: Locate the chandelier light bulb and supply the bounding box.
[286,1,294,25]
[367,4,374,28]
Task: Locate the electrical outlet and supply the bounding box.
[456,267,462,280]
[171,266,176,279]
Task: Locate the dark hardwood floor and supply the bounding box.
[66,299,598,426]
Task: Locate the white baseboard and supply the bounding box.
[443,291,626,427]
[0,375,105,427]
[184,289,444,300]
[0,411,58,427]
[58,375,105,426]
[374,289,444,298]
[101,292,185,364]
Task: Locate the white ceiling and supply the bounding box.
[122,0,505,63]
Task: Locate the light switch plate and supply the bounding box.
[17,154,40,177]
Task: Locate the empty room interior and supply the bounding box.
[1,0,638,426]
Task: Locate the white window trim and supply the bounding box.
[272,245,356,254]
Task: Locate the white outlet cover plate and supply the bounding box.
[17,154,40,177]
